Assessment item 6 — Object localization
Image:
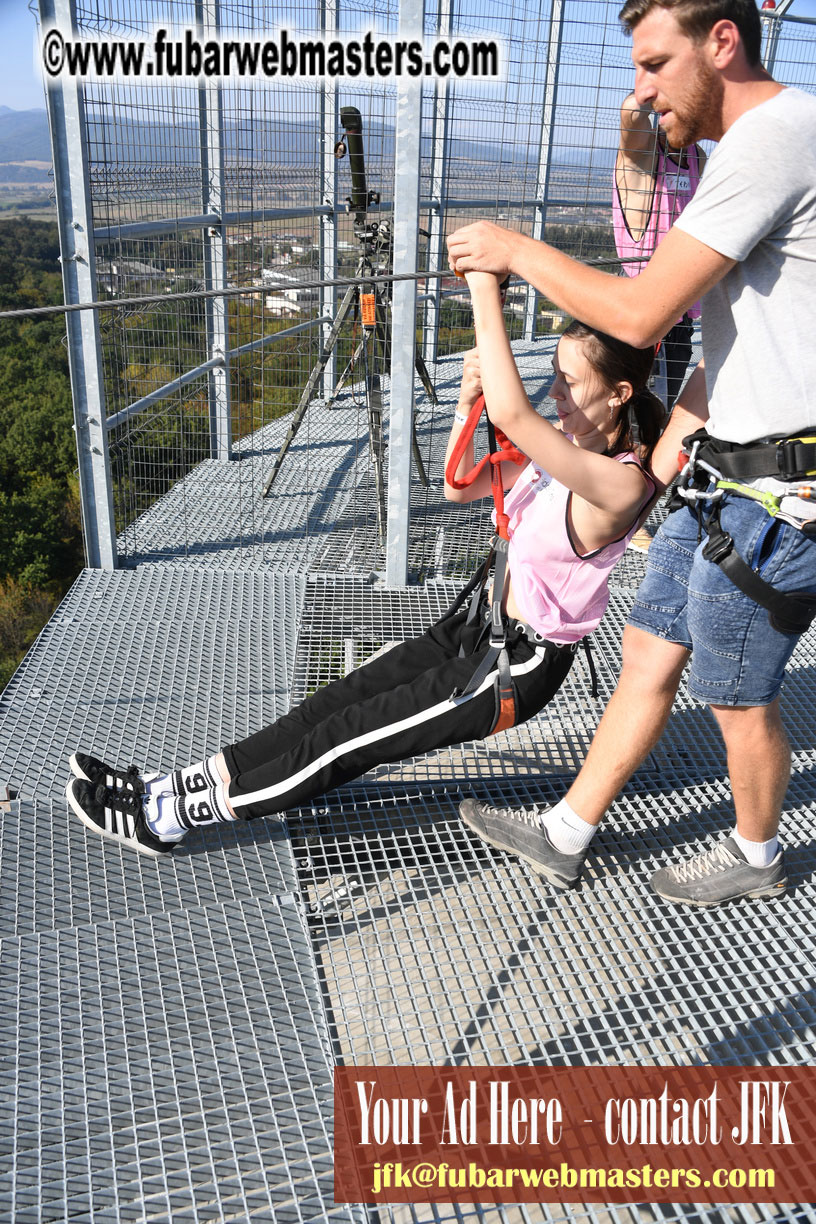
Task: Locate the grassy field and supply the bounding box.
[0,179,54,221]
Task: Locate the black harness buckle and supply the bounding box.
[776,437,816,481]
[702,529,734,565]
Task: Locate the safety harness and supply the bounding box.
[675,428,816,635]
[445,392,528,733]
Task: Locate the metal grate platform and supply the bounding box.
[289,767,816,1068]
[0,567,305,802]
[0,798,297,940]
[0,879,349,1224]
[4,337,816,1222]
[366,1197,814,1224]
[3,564,816,1221]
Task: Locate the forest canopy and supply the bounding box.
[0,219,82,689]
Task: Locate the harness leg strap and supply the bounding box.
[489,645,517,735]
[702,520,816,636]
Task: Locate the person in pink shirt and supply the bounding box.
[64,272,690,858]
[614,90,706,410]
[615,92,707,553]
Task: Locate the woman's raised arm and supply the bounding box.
[466,270,647,525]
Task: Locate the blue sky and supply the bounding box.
[2,0,816,112]
[2,4,48,112]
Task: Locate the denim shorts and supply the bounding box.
[628,495,816,706]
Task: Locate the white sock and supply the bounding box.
[143,793,188,842]
[144,783,237,841]
[541,798,598,855]
[732,828,779,868]
[145,754,224,798]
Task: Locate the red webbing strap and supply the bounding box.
[445,394,526,541]
[491,690,517,736]
[445,393,526,735]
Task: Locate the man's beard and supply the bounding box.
[661,59,723,146]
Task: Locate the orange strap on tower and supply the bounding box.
[360,291,377,328]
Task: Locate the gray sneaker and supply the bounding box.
[651,836,787,906]
[459,798,586,890]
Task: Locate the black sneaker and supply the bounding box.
[459,798,586,889]
[66,777,175,859]
[651,836,787,906]
[69,751,158,793]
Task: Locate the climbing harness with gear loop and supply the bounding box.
[445,390,527,733]
[443,390,599,733]
[674,427,816,635]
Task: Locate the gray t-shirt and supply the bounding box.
[674,87,816,443]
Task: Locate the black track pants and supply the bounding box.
[222,606,575,820]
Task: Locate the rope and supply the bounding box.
[0,268,451,322]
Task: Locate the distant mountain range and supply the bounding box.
[0,107,52,170]
[0,103,615,185]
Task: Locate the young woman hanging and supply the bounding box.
[65,270,665,857]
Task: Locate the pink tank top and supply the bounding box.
[502,455,655,644]
[612,143,702,321]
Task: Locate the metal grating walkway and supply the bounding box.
[0,866,347,1224]
[115,344,561,581]
[0,567,305,802]
[2,343,815,1223]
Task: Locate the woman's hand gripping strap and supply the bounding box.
[445,272,523,530]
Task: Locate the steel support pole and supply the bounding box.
[320,0,340,398]
[524,0,564,340]
[386,0,424,586]
[762,0,794,74]
[197,0,231,460]
[39,0,117,570]
[423,0,452,364]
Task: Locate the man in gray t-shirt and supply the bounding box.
[675,86,816,443]
[446,0,816,906]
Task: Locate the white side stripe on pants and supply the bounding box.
[229,645,549,812]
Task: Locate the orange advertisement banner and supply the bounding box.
[334,1065,816,1204]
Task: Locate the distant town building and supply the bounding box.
[260,265,319,313]
[97,260,164,294]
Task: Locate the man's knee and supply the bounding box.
[709,697,786,743]
[619,625,689,694]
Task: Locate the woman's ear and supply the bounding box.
[609,380,633,409]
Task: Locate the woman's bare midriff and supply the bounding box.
[488,577,524,623]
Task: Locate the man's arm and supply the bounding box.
[446,221,735,348]
[649,360,709,491]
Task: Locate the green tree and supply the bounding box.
[0,219,82,689]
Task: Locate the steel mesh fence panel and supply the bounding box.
[69,0,404,564]
[35,0,816,577]
[762,14,816,92]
